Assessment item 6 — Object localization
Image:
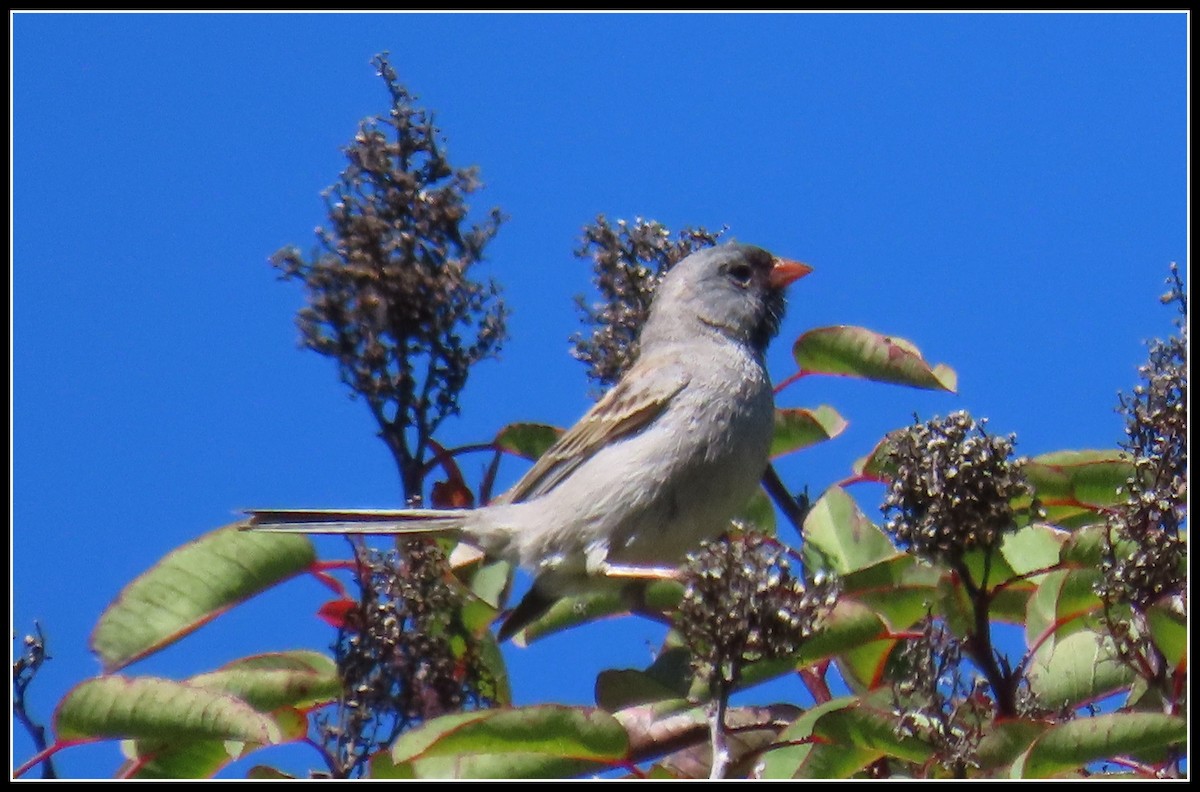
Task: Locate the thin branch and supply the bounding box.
[419,442,498,478]
[707,685,732,780]
[798,661,833,705]
[479,447,504,505]
[12,623,55,779]
[989,562,1065,598]
[761,463,808,538]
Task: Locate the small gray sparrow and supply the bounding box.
[248,243,811,638]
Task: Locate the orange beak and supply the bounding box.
[769,257,813,289]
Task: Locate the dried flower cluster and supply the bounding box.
[572,216,724,389]
[677,532,837,691]
[892,618,992,776]
[321,541,493,777]
[271,53,507,499]
[1100,264,1187,612]
[881,412,1034,566]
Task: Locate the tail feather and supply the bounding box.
[244,508,471,535]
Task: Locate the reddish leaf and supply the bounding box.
[792,325,957,392]
[432,478,475,508]
[317,599,357,630]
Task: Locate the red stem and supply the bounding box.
[773,370,811,395]
[14,738,94,779]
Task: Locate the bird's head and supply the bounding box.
[643,243,812,354]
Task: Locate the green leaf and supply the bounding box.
[1145,600,1187,669]
[802,486,898,575]
[793,703,932,778]
[517,580,683,645]
[792,325,957,392]
[119,738,243,779]
[999,523,1066,578]
[813,703,932,761]
[851,435,900,481]
[464,558,512,611]
[55,676,282,744]
[796,600,891,667]
[1025,568,1103,650]
[376,705,629,779]
[836,640,898,693]
[595,671,686,712]
[850,570,941,632]
[960,545,1019,594]
[595,647,691,711]
[975,719,1051,771]
[476,630,513,707]
[91,523,316,672]
[1058,524,1108,566]
[121,709,307,779]
[1026,630,1135,710]
[759,698,853,778]
[800,601,895,694]
[984,526,1064,623]
[736,487,776,533]
[1013,713,1186,778]
[770,406,848,458]
[1023,450,1135,519]
[186,651,340,711]
[494,423,563,459]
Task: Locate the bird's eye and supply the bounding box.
[726,262,753,285]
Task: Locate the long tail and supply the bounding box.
[243,508,472,536]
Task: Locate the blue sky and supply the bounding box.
[12,11,1187,778]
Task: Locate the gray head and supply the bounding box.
[640,243,812,355]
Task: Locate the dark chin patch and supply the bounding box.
[751,289,787,354]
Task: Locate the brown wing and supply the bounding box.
[494,359,690,505]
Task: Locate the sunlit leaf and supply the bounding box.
[186,651,340,711]
[493,423,563,459]
[836,640,897,693]
[796,600,891,668]
[56,676,281,744]
[1023,450,1135,521]
[1025,568,1103,650]
[516,580,683,645]
[999,523,1066,578]
[375,705,629,779]
[802,486,898,575]
[975,719,1051,771]
[1145,600,1186,669]
[793,703,932,777]
[1026,630,1135,710]
[770,406,848,458]
[119,738,241,779]
[852,578,940,632]
[1058,524,1108,566]
[1012,713,1186,778]
[91,524,316,672]
[759,698,851,778]
[792,325,956,392]
[851,434,900,481]
[121,709,306,779]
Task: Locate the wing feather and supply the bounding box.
[495,359,689,504]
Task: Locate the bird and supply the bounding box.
[246,243,812,640]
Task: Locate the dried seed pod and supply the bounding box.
[881,411,1033,566]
